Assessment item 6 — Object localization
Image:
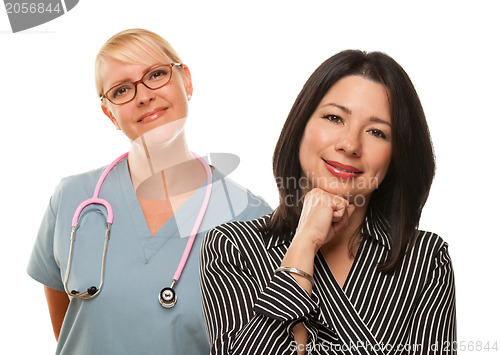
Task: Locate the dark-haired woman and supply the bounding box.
[200,50,456,354]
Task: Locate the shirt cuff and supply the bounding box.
[253,270,319,322]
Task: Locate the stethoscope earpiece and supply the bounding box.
[68,286,98,298]
[159,287,177,308]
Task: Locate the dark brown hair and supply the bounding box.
[263,50,435,273]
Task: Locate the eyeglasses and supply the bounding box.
[101,63,183,105]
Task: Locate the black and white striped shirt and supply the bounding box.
[200,214,456,354]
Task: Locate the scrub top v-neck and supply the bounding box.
[27,158,272,355]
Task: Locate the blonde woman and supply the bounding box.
[28,29,271,355]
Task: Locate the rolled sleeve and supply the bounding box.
[253,271,319,322]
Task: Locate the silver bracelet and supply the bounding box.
[275,266,314,286]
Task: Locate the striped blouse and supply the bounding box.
[200,214,456,354]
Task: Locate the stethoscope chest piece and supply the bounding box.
[159,286,177,308]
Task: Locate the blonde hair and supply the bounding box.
[95,28,182,97]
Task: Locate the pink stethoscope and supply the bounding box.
[63,152,212,308]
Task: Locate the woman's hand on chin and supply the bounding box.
[281,188,355,296]
[295,188,355,252]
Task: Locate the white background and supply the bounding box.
[1,0,499,353]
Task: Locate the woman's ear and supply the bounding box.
[101,105,121,130]
[182,65,193,99]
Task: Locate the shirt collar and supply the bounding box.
[261,212,291,250]
[262,210,392,251]
[361,213,392,250]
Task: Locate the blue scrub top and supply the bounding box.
[27,158,272,355]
